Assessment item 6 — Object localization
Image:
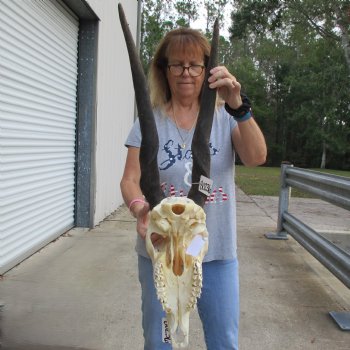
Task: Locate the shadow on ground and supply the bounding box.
[2,345,94,350]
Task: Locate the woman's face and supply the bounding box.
[166,50,205,103]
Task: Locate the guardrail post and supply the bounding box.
[0,301,3,347]
[329,311,350,331]
[265,162,292,240]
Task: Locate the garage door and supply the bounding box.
[0,0,79,274]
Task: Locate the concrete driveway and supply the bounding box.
[0,189,349,349]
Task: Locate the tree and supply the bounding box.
[140,0,174,70]
[203,0,230,34]
[140,0,350,168]
[229,0,350,169]
[229,0,350,72]
[174,0,200,27]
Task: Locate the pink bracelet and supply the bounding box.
[128,198,146,211]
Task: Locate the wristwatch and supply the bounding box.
[224,94,252,121]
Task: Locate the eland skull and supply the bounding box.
[118,3,219,347]
[146,197,208,347]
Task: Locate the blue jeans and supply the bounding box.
[138,255,240,350]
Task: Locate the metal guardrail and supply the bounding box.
[265,163,350,330]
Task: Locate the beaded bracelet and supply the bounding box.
[128,198,146,211]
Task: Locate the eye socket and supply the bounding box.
[189,221,197,229]
[150,233,169,251]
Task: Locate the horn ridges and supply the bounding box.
[187,18,219,207]
[118,3,165,209]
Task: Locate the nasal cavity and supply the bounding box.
[172,204,185,215]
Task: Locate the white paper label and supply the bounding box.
[186,235,206,257]
[198,175,213,196]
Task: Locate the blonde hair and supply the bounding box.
[148,28,211,108]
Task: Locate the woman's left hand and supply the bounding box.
[208,66,242,109]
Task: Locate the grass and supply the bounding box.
[235,165,350,197]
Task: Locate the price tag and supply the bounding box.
[198,175,213,196]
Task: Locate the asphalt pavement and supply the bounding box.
[0,188,349,349]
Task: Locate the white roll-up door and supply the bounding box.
[0,0,79,274]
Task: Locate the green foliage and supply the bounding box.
[229,0,350,169]
[174,0,199,26]
[203,0,229,34]
[140,0,177,71]
[140,0,350,169]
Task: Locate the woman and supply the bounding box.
[120,27,267,350]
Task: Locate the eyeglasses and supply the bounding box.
[167,64,205,77]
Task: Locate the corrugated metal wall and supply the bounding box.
[0,0,79,274]
[85,0,137,225]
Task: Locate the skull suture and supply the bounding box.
[145,197,209,348]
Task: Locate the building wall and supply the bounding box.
[0,0,80,274]
[86,0,137,225]
[0,0,137,273]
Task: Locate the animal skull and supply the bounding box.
[145,197,209,348]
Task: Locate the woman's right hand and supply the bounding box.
[133,203,166,247]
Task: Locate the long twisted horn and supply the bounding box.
[118,3,165,209]
[187,19,219,207]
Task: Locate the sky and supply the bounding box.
[191,4,232,38]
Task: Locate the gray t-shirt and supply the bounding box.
[125,105,238,262]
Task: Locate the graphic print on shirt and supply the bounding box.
[159,140,219,171]
[159,140,193,170]
[159,139,228,204]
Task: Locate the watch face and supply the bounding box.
[224,95,251,118]
[238,106,250,117]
